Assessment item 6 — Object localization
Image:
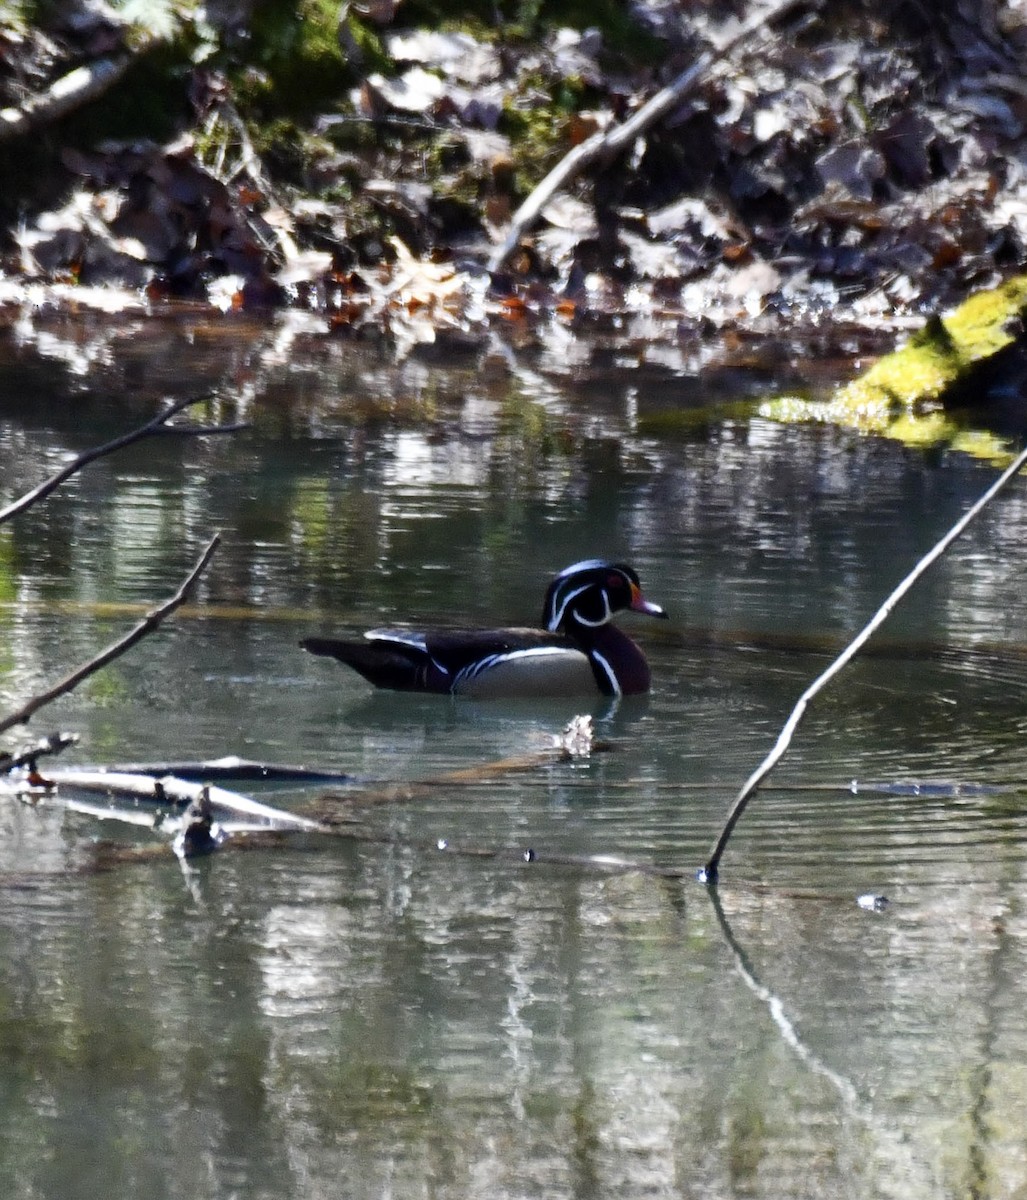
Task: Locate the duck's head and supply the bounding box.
[542,560,668,632]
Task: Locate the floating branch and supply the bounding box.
[47,769,322,830]
[0,534,221,736]
[304,715,608,825]
[701,442,1027,883]
[0,731,78,776]
[0,394,244,526]
[488,0,812,274]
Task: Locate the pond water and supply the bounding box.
[1,310,1027,1199]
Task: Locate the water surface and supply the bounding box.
[1,313,1026,1199]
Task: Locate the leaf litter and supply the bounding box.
[0,0,1026,370]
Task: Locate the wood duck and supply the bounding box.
[301,559,668,699]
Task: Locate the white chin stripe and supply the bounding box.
[572,590,612,628]
[549,582,613,630]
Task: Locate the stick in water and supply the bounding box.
[0,534,221,736]
[0,394,243,526]
[700,443,1027,884]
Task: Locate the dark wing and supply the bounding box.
[301,627,573,693]
[300,632,439,691]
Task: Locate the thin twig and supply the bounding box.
[701,443,1027,883]
[0,534,221,736]
[150,421,250,438]
[0,394,237,526]
[487,0,813,274]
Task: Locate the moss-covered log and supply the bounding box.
[761,276,1027,460]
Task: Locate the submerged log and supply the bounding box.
[102,755,356,785]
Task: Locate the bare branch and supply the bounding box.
[0,32,165,144]
[701,443,1027,884]
[49,767,321,830]
[0,57,132,141]
[487,0,814,274]
[0,394,237,526]
[0,534,221,736]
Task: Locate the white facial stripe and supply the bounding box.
[548,581,592,630]
[549,574,628,630]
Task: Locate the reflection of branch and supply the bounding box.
[0,394,243,526]
[705,885,933,1191]
[707,886,862,1109]
[702,441,1027,882]
[0,534,220,736]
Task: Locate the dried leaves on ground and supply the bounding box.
[1,0,1027,352]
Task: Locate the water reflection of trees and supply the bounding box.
[4,337,1027,1196]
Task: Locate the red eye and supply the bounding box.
[607,574,621,588]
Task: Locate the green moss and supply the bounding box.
[948,428,1017,464]
[882,409,953,449]
[944,275,1027,355]
[501,73,591,192]
[232,0,387,121]
[636,401,758,437]
[759,275,1027,461]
